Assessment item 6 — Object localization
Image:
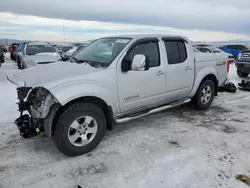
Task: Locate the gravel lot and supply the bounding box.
[1,54,250,188]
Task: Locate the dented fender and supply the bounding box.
[48,81,118,115]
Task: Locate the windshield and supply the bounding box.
[26,44,56,55]
[73,37,131,67]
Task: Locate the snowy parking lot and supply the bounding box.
[1,54,250,188]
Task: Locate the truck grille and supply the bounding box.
[241,52,250,60]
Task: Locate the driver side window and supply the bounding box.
[127,41,160,68]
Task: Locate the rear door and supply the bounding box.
[162,38,195,102]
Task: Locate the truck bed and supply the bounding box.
[194,52,229,85]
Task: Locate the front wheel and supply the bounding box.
[237,69,249,78]
[192,80,215,110]
[53,102,106,157]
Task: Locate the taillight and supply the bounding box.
[226,60,230,72]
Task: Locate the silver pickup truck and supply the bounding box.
[7,34,230,156]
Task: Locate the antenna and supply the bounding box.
[62,20,65,43]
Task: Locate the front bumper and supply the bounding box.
[13,86,60,138]
[14,103,60,139]
[14,114,42,138]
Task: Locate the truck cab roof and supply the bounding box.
[101,34,189,41]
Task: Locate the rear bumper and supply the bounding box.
[236,61,250,73]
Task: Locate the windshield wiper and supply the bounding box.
[70,56,79,62]
[70,57,106,68]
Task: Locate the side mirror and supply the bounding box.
[121,54,149,72]
[131,54,149,71]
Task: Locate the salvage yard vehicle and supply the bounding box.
[9,43,19,60]
[221,44,250,59]
[195,46,235,63]
[16,42,61,69]
[7,34,230,157]
[236,50,250,77]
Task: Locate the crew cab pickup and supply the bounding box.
[7,34,230,157]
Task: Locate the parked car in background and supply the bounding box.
[0,48,5,65]
[65,44,88,58]
[0,45,8,53]
[195,46,235,63]
[64,46,78,58]
[74,44,88,53]
[9,43,19,60]
[195,46,221,53]
[16,42,61,69]
[221,44,249,59]
[7,34,230,156]
[15,43,26,65]
[193,47,200,52]
[236,49,250,78]
[56,44,76,53]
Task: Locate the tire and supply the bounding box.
[53,102,106,157]
[193,80,215,110]
[237,69,249,78]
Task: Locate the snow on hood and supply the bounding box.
[8,61,103,88]
[24,52,61,63]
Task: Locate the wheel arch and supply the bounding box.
[50,96,115,137]
[190,72,218,98]
[200,74,218,96]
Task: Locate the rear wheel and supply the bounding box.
[237,69,249,78]
[193,80,215,110]
[53,102,106,157]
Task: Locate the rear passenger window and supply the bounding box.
[164,41,187,64]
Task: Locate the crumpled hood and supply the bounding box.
[24,52,61,63]
[7,61,104,88]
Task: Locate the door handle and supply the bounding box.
[185,66,193,71]
[156,70,164,76]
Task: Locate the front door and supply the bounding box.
[163,39,195,102]
[117,39,167,114]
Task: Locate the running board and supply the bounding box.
[115,99,191,124]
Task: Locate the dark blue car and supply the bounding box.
[221,44,249,59]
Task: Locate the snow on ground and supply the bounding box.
[1,56,250,188]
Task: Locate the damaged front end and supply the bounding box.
[15,86,60,139]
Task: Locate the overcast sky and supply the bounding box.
[0,0,250,42]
